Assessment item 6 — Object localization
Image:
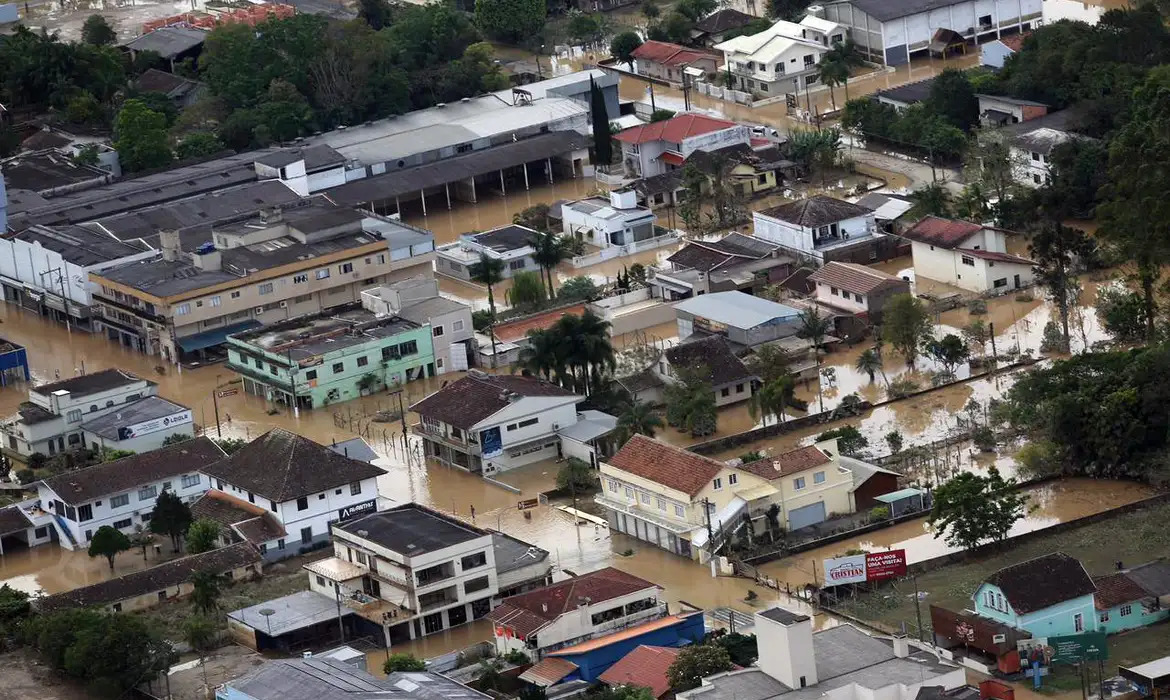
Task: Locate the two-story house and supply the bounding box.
[899,216,1035,293]
[753,195,892,264]
[411,371,602,475]
[197,428,385,559]
[807,261,910,324]
[488,567,666,658]
[653,335,758,408]
[735,439,864,531]
[36,436,224,549]
[651,232,793,300]
[559,190,660,249]
[614,114,750,179]
[1,368,158,457]
[360,277,475,375]
[713,17,838,98]
[972,553,1098,638]
[1000,109,1092,188]
[435,225,540,282]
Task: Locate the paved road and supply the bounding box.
[846,147,965,193]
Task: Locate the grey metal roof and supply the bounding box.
[1124,559,1170,597]
[874,76,937,105]
[255,145,346,172]
[228,590,354,637]
[492,531,550,575]
[843,0,973,23]
[14,224,149,266]
[226,656,488,699]
[674,291,801,329]
[80,395,190,440]
[757,607,810,625]
[327,437,379,464]
[121,27,208,59]
[0,149,109,193]
[472,224,538,253]
[556,409,618,443]
[757,195,873,228]
[324,131,589,206]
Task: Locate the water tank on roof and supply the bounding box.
[195,242,216,255]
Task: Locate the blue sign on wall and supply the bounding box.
[481,427,502,458]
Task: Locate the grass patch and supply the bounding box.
[1040,623,1170,693]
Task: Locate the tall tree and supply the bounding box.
[923,333,970,374]
[816,53,849,111]
[855,348,882,383]
[749,375,796,426]
[474,0,546,42]
[610,31,643,70]
[185,519,221,555]
[506,270,548,310]
[190,571,222,614]
[928,467,1029,549]
[797,307,832,412]
[182,615,218,693]
[81,15,117,46]
[114,99,173,172]
[746,343,792,385]
[529,230,568,298]
[87,525,131,571]
[616,400,664,443]
[926,68,979,131]
[1029,223,1097,351]
[667,643,734,692]
[149,489,193,553]
[664,366,718,437]
[470,253,506,359]
[519,328,566,382]
[882,294,933,366]
[590,77,613,167]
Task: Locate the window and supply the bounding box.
[1031,151,1041,161]
[656,497,666,510]
[231,291,241,299]
[67,409,82,423]
[138,485,158,501]
[508,259,526,271]
[259,543,267,554]
[625,486,633,498]
[465,575,491,594]
[209,295,222,307]
[339,263,354,274]
[258,282,274,296]
[961,255,975,267]
[813,471,826,484]
[270,500,278,512]
[318,493,325,500]
[300,526,313,544]
[1100,612,1110,623]
[456,143,473,154]
[181,474,200,488]
[997,594,1004,610]
[985,591,995,607]
[433,325,444,337]
[760,83,768,92]
[1074,613,1084,632]
[609,480,618,492]
[77,504,93,522]
[453,319,464,331]
[332,362,344,374]
[111,494,129,508]
[640,492,650,504]
[158,591,167,602]
[297,496,309,511]
[803,54,815,67]
[293,273,308,284]
[112,603,122,612]
[729,473,738,485]
[674,504,685,517]
[357,356,368,367]
[720,387,730,397]
[450,427,462,440]
[277,539,286,550]
[712,477,723,491]
[113,518,132,529]
[794,477,806,490]
[176,303,191,316]
[736,383,744,393]
[517,417,538,429]
[1033,174,1042,184]
[979,13,992,25]
[316,269,331,280]
[350,482,362,496]
[993,278,1008,288]
[1120,604,1133,617]
[462,552,487,570]
[399,340,418,356]
[305,369,317,380]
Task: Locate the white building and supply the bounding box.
[488,567,666,658]
[753,195,881,263]
[679,607,966,699]
[80,395,194,454]
[900,216,1036,293]
[1001,110,1091,187]
[559,190,658,249]
[980,32,1025,69]
[614,114,750,179]
[361,277,474,375]
[411,370,615,475]
[1,368,158,457]
[35,436,224,549]
[198,428,385,558]
[435,224,540,282]
[713,16,841,97]
[806,261,910,322]
[821,0,1043,66]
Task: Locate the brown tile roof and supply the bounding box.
[1093,572,1150,610]
[519,657,579,687]
[664,335,754,387]
[493,304,585,344]
[0,505,31,535]
[900,216,983,248]
[599,645,681,698]
[738,445,831,480]
[964,249,1036,265]
[487,567,660,639]
[410,372,577,430]
[606,434,725,496]
[41,436,225,506]
[758,195,873,228]
[38,542,261,611]
[190,491,287,545]
[201,428,384,502]
[984,553,1096,614]
[694,8,756,34]
[808,262,908,295]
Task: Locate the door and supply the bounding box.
[788,502,827,531]
[1014,274,1021,289]
[448,604,468,628]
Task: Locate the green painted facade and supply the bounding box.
[226,324,435,409]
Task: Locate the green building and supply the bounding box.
[226,303,435,410]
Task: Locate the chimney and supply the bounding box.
[159,230,181,262]
[892,635,910,658]
[302,651,313,659]
[541,603,548,613]
[756,608,817,688]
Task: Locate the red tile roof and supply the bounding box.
[900,216,983,248]
[606,434,727,497]
[519,657,579,687]
[410,372,576,429]
[599,645,681,698]
[493,304,585,344]
[737,445,831,480]
[614,113,739,146]
[631,40,720,67]
[658,151,686,166]
[808,261,908,295]
[1094,572,1150,610]
[487,567,660,639]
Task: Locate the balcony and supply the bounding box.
[412,424,482,454]
[593,603,669,635]
[419,588,460,611]
[594,494,694,535]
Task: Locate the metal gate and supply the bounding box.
[788,502,827,531]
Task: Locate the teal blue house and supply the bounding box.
[1093,561,1170,634]
[972,553,1098,638]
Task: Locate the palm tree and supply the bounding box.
[825,40,864,102]
[529,231,569,299]
[519,328,565,381]
[576,311,615,395]
[909,182,952,218]
[470,253,506,361]
[747,343,792,384]
[855,348,882,383]
[749,375,796,426]
[816,55,849,111]
[616,400,664,443]
[797,306,833,413]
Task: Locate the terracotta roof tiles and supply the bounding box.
[487,567,659,639]
[900,216,984,248]
[737,445,831,480]
[808,262,908,295]
[410,372,577,430]
[614,114,738,146]
[1094,572,1150,610]
[606,434,726,496]
[599,645,681,698]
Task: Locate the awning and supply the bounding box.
[736,483,778,501]
[658,151,686,166]
[177,319,262,353]
[874,487,925,504]
[519,657,578,687]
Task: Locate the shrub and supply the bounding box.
[887,377,919,398]
[869,505,890,520]
[26,453,47,471]
[14,469,35,484]
[503,649,529,664]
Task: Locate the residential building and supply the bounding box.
[0,501,54,555]
[874,76,937,111]
[17,127,121,177]
[693,9,760,45]
[80,395,194,454]
[856,192,914,232]
[412,370,613,475]
[216,654,489,700]
[37,542,261,613]
[361,277,474,375]
[980,33,1027,69]
[976,94,1048,127]
[483,303,588,368]
[1,368,159,457]
[754,195,893,264]
[0,148,111,198]
[972,553,1097,637]
[559,190,659,248]
[305,503,548,645]
[820,0,1042,66]
[655,335,757,408]
[598,644,683,698]
[678,608,966,699]
[492,531,555,599]
[713,16,840,97]
[135,68,204,108]
[630,40,722,84]
[488,567,666,658]
[807,261,910,323]
[0,337,29,387]
[35,436,225,549]
[651,232,794,300]
[674,291,803,348]
[88,197,435,361]
[191,490,291,557]
[435,224,539,282]
[198,428,385,558]
[899,216,1035,293]
[121,26,207,70]
[1001,109,1091,187]
[685,143,798,199]
[735,439,868,531]
[225,302,435,411]
[1095,560,1170,634]
[614,114,750,179]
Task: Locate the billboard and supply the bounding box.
[481,427,503,458]
[1018,633,1108,665]
[338,499,377,521]
[822,549,908,586]
[116,409,193,441]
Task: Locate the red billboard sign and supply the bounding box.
[864,550,908,581]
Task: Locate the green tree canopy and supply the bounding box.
[610,31,643,69]
[816,425,868,456]
[81,14,117,46]
[87,525,131,571]
[385,653,427,673]
[475,0,546,42]
[667,643,734,692]
[928,467,1029,549]
[556,456,598,493]
[114,99,173,172]
[185,518,221,555]
[882,294,933,366]
[149,489,193,553]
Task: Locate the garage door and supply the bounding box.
[788,502,827,531]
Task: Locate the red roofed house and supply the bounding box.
[631,40,722,84]
[899,216,1036,294]
[614,113,749,178]
[488,567,665,658]
[599,644,681,698]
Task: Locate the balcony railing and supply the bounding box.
[419,594,460,611]
[593,603,668,635]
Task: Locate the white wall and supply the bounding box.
[754,213,813,252]
[1009,145,1051,187]
[680,126,752,157]
[814,281,868,313]
[0,239,90,306]
[911,241,1033,292]
[82,418,194,455]
[477,399,581,449]
[534,586,661,650]
[39,473,210,546]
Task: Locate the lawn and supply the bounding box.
[835,500,1170,637]
[1042,623,1170,693]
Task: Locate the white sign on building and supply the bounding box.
[118,409,194,440]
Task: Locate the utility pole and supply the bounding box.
[913,576,925,642]
[39,267,71,332]
[287,350,299,418]
[334,581,346,642]
[988,322,998,361]
[648,81,657,112]
[212,375,222,438]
